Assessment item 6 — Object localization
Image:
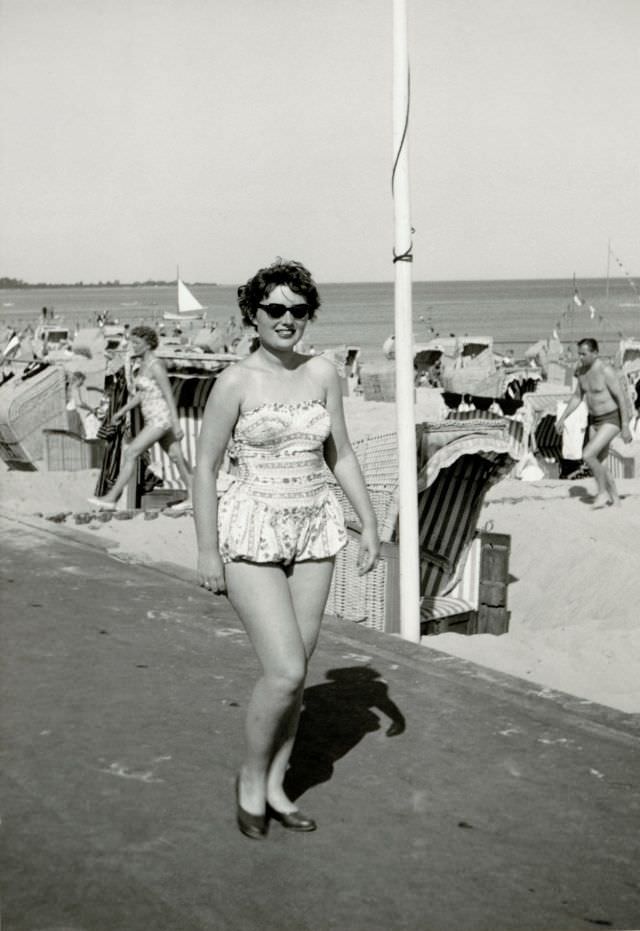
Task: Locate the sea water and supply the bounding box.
[2,278,638,363]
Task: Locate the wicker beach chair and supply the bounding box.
[0,363,67,469]
[326,431,400,631]
[326,419,521,636]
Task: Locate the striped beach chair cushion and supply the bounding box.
[534,413,561,462]
[418,453,508,598]
[420,594,475,621]
[420,535,483,627]
[446,408,501,420]
[447,534,482,604]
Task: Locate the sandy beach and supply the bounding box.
[2,394,639,715]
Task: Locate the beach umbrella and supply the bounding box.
[392,0,420,642]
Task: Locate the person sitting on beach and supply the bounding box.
[224,314,240,347]
[193,258,380,839]
[555,337,632,508]
[66,371,100,438]
[88,325,193,511]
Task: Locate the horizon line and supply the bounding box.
[1,274,637,289]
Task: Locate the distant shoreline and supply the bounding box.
[0,276,636,291]
[0,279,218,290]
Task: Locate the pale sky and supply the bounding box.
[1,0,638,284]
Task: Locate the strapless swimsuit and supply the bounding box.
[217,400,347,565]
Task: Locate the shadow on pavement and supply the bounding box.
[285,666,406,801]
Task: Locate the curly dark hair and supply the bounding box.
[130,325,159,350]
[577,337,599,353]
[237,258,321,327]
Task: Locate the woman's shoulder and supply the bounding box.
[303,353,341,385]
[147,355,167,374]
[303,352,333,373]
[212,359,254,397]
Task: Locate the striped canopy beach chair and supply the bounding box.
[326,418,521,635]
[415,419,519,635]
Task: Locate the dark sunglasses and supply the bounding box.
[257,303,310,320]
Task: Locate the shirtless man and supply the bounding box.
[556,337,632,507]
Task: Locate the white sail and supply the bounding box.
[177,278,204,314]
[163,273,206,321]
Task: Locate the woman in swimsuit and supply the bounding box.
[88,325,192,510]
[194,259,379,839]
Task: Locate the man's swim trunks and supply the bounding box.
[588,408,622,430]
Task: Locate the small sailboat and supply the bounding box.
[163,268,206,322]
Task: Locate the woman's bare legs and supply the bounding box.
[96,423,166,503]
[225,562,307,816]
[225,558,334,816]
[160,434,193,506]
[161,434,192,491]
[265,558,334,812]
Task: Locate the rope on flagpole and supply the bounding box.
[392,68,413,263]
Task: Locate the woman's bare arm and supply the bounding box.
[317,358,379,574]
[193,366,244,591]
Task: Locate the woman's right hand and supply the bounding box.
[357,524,380,575]
[198,551,227,595]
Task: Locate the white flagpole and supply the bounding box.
[392,0,421,643]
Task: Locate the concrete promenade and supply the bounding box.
[1,512,639,931]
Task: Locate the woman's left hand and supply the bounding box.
[173,424,184,440]
[357,525,380,575]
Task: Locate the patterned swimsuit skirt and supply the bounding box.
[217,400,347,565]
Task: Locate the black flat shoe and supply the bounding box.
[267,804,317,832]
[236,777,267,840]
